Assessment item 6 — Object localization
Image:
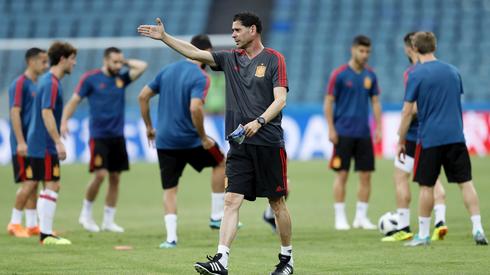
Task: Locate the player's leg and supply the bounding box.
[37,154,70,245]
[405,145,440,246]
[101,137,129,232]
[157,149,186,248]
[209,157,226,229]
[25,185,40,236]
[381,167,413,242]
[443,143,487,245]
[7,155,31,237]
[79,138,109,232]
[352,137,376,229]
[79,169,107,232]
[101,172,124,232]
[431,178,448,241]
[331,136,353,230]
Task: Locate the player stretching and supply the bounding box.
[382,32,448,242]
[139,12,293,275]
[139,35,227,249]
[26,41,77,245]
[324,35,382,230]
[7,48,48,238]
[399,32,488,246]
[61,47,147,233]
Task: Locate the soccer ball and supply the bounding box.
[378,212,399,236]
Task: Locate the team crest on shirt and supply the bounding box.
[115,77,124,88]
[26,166,33,179]
[94,155,103,167]
[331,156,341,169]
[255,64,266,78]
[364,77,372,90]
[53,165,60,177]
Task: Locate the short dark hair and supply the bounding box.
[191,34,213,50]
[25,47,46,63]
[233,12,262,34]
[413,32,437,54]
[48,41,77,66]
[403,32,416,47]
[104,47,122,58]
[352,35,371,47]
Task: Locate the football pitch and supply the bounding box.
[1,158,489,274]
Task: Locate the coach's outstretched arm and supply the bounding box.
[137,18,216,67]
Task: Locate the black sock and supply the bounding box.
[40,232,52,241]
[400,226,411,233]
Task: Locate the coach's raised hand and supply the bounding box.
[138,18,165,40]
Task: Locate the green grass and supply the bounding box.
[1,158,490,274]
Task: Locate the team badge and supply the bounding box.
[364,77,372,90]
[53,165,60,177]
[26,166,33,179]
[115,77,124,88]
[255,64,266,78]
[94,155,103,167]
[331,156,341,169]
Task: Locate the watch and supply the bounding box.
[257,116,266,126]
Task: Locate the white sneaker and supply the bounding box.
[79,216,100,232]
[102,222,124,233]
[352,218,377,230]
[335,218,351,230]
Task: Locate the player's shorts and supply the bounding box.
[413,142,472,187]
[11,155,28,183]
[157,143,225,190]
[226,143,288,201]
[329,136,374,172]
[394,140,416,173]
[89,137,129,173]
[25,154,60,182]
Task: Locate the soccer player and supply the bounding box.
[26,41,77,245]
[138,34,227,249]
[383,32,448,242]
[323,35,382,230]
[399,32,488,246]
[61,47,147,233]
[139,12,293,275]
[7,48,48,238]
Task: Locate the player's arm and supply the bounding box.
[137,18,216,67]
[60,94,82,137]
[323,94,337,145]
[398,101,415,144]
[125,59,148,81]
[371,95,382,143]
[138,85,157,146]
[10,107,27,156]
[243,87,287,138]
[42,109,66,160]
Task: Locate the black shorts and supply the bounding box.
[12,155,27,183]
[413,143,472,186]
[226,143,288,201]
[330,136,375,172]
[157,144,225,189]
[26,154,60,182]
[89,137,129,173]
[405,140,417,158]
